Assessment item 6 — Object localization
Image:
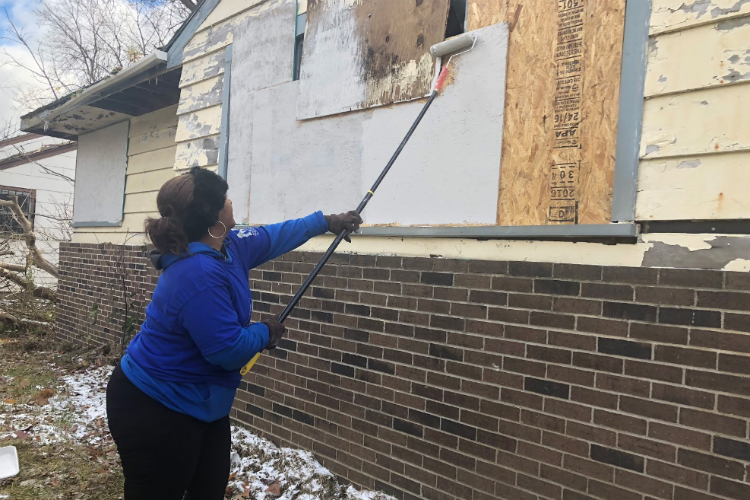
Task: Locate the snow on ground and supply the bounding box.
[0,365,112,445]
[2,363,396,500]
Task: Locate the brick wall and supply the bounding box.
[57,242,157,348]
[57,244,750,500]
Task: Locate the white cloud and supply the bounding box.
[0,0,47,132]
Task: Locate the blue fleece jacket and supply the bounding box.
[121,212,329,422]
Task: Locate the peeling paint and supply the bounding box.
[649,38,659,55]
[677,159,702,168]
[645,145,661,155]
[724,258,750,271]
[675,0,711,18]
[642,234,750,269]
[729,54,741,63]
[722,69,750,82]
[711,0,750,18]
[658,75,668,82]
[716,14,750,30]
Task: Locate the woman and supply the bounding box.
[106,167,362,499]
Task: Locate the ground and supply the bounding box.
[0,329,394,500]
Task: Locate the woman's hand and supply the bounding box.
[325,211,363,243]
[263,319,286,350]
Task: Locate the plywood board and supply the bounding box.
[650,0,750,35]
[645,18,750,97]
[182,0,287,65]
[229,22,509,227]
[231,0,296,94]
[636,151,750,221]
[297,0,450,120]
[198,0,268,32]
[361,22,509,225]
[127,146,177,175]
[125,168,175,195]
[469,0,626,226]
[640,83,750,159]
[73,122,129,225]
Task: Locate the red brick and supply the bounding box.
[679,408,748,438]
[517,441,563,466]
[563,455,614,482]
[651,383,715,410]
[596,373,651,397]
[620,396,678,422]
[544,398,591,423]
[649,422,712,451]
[547,365,596,387]
[517,473,563,499]
[541,464,588,492]
[718,395,750,419]
[594,409,647,435]
[567,421,617,447]
[618,434,676,462]
[543,431,590,456]
[646,460,708,490]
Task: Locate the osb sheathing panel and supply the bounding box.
[645,17,750,97]
[297,0,450,120]
[469,0,626,226]
[650,0,750,35]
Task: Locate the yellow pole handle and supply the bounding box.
[240,352,262,376]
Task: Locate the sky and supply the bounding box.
[0,0,45,133]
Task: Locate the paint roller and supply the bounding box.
[240,33,478,376]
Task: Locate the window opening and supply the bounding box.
[293,12,306,81]
[445,0,467,38]
[0,186,35,235]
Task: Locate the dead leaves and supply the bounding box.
[266,478,282,497]
[3,398,18,404]
[31,388,55,406]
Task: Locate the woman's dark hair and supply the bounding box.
[145,167,228,254]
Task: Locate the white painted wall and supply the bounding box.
[0,135,76,285]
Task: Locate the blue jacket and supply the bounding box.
[121,212,329,422]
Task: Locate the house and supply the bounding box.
[0,133,76,287]
[19,1,750,499]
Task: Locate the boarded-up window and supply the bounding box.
[297,0,451,120]
[72,121,130,226]
[0,186,35,235]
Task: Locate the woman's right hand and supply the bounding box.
[263,319,286,350]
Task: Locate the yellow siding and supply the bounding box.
[636,8,750,221]
[650,0,750,35]
[198,0,268,31]
[645,19,750,96]
[74,106,178,242]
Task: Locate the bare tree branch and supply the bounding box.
[179,0,198,12]
[0,196,59,278]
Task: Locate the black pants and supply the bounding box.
[106,364,230,500]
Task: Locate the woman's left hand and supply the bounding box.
[325,211,363,243]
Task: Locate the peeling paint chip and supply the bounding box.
[677,159,701,169]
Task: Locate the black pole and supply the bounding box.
[278,89,440,323]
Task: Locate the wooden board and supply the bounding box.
[198,0,268,32]
[129,105,178,138]
[125,168,176,195]
[129,126,178,156]
[636,151,750,221]
[177,74,224,115]
[73,213,157,234]
[124,191,159,214]
[645,18,750,97]
[469,0,626,226]
[127,146,177,175]
[650,0,750,35]
[180,50,226,87]
[640,83,750,159]
[174,135,220,170]
[297,0,450,120]
[175,105,222,143]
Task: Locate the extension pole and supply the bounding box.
[240,33,477,376]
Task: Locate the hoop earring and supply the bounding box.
[208,221,227,239]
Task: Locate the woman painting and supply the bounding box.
[106,167,362,499]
